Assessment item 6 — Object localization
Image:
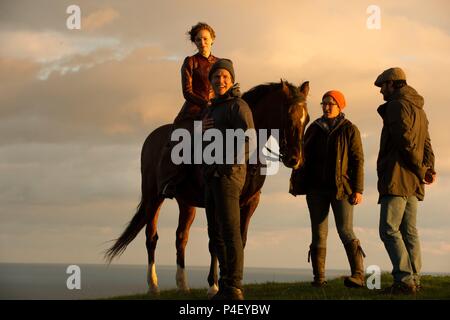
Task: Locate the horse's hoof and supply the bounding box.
[147,287,160,296]
[207,284,219,300]
[176,265,190,293]
[177,286,191,293]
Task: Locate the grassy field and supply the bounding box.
[106,273,450,300]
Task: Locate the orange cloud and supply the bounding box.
[83,7,120,31]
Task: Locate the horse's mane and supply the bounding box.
[242,81,303,107]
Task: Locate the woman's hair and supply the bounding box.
[188,22,216,42]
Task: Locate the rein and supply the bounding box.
[264,94,293,162]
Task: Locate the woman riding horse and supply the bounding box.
[159,22,219,198]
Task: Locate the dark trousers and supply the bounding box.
[306,191,357,248]
[205,166,246,290]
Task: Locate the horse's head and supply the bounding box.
[278,80,310,169]
[242,80,310,170]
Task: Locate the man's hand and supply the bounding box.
[350,192,363,205]
[202,114,214,132]
[424,168,436,185]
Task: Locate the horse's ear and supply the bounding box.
[281,79,290,97]
[299,81,310,97]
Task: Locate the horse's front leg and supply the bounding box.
[240,191,261,248]
[175,198,196,292]
[207,240,219,299]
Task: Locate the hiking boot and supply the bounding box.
[225,287,244,300]
[382,282,417,295]
[343,239,366,288]
[311,279,327,288]
[308,245,327,287]
[212,286,244,300]
[413,276,422,292]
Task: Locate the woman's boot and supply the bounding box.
[344,239,366,288]
[308,245,327,287]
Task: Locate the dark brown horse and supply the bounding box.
[105,80,310,297]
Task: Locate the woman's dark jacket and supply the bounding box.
[290,114,364,200]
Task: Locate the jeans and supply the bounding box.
[379,195,421,286]
[205,166,246,289]
[306,191,357,248]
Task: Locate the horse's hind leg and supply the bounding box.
[146,197,164,295]
[175,198,196,292]
[205,188,219,299]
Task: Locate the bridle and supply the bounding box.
[265,94,305,162]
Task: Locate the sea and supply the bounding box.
[0,263,349,300]
[1,263,447,300]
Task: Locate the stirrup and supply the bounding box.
[161,184,175,199]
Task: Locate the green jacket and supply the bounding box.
[289,115,364,200]
[377,85,435,201]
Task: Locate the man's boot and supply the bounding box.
[212,287,244,300]
[308,245,327,287]
[344,239,366,288]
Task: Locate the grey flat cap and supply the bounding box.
[374,67,406,87]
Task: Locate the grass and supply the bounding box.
[105,273,450,300]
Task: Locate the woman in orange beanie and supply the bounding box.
[290,90,366,288]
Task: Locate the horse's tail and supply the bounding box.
[104,124,171,264]
[104,198,148,263]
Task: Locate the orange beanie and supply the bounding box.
[323,90,346,110]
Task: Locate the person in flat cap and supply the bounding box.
[374,67,436,295]
[290,90,365,288]
[203,58,254,300]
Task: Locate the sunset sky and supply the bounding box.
[0,0,449,274]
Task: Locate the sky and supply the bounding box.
[0,0,449,276]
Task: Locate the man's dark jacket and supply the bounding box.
[376,85,435,201]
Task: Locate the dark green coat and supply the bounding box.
[289,115,364,200]
[376,85,435,201]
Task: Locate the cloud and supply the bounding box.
[0,30,124,80]
[0,31,120,64]
[0,46,183,146]
[83,8,120,32]
[0,0,449,271]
